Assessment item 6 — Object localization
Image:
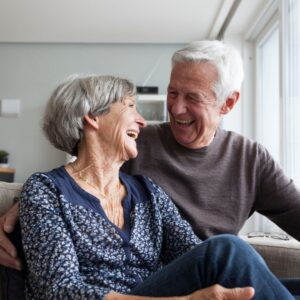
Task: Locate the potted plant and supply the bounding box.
[0,150,9,167]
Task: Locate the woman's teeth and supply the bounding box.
[127,130,138,139]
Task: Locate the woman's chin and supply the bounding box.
[127,151,138,160]
[122,149,138,161]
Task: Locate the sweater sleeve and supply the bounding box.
[256,145,300,241]
[148,179,201,264]
[20,173,109,300]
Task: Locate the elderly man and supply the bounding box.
[0,40,300,297]
[124,40,300,241]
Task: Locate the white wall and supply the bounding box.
[0,43,183,182]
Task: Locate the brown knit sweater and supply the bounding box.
[123,123,300,241]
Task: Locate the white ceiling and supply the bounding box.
[0,0,270,43]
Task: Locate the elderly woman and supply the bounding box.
[19,74,293,300]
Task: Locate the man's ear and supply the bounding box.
[83,115,99,130]
[220,91,240,115]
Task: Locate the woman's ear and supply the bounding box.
[83,115,99,130]
[220,91,240,115]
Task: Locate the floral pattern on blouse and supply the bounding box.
[20,168,200,299]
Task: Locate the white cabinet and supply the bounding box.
[137,94,167,124]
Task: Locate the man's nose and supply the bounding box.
[168,97,187,115]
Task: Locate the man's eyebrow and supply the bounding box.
[187,92,199,97]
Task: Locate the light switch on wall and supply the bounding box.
[0,99,21,117]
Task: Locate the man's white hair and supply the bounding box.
[172,40,244,104]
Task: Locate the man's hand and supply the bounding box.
[105,285,254,300]
[188,284,255,300]
[0,202,22,270]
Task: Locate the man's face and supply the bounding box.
[167,61,223,149]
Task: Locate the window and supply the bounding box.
[255,25,280,162]
[242,0,300,234]
[282,0,300,186]
[255,0,300,186]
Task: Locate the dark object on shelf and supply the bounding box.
[0,150,9,164]
[137,86,158,94]
[0,167,15,182]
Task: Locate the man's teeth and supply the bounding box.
[175,119,193,125]
[127,131,138,139]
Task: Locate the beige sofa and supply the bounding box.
[241,235,300,278]
[1,180,300,279]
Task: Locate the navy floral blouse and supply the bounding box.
[20,166,200,299]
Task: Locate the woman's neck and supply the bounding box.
[65,133,128,229]
[66,153,121,196]
[69,134,125,194]
[66,152,127,230]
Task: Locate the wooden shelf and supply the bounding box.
[0,167,15,173]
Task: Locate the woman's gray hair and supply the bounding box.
[172,40,244,104]
[43,74,136,156]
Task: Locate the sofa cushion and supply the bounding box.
[0,181,23,216]
[241,235,300,278]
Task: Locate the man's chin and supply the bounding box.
[171,128,192,146]
[173,133,203,149]
[173,135,192,147]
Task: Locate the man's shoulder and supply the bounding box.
[218,129,271,160]
[139,123,170,141]
[219,128,248,140]
[219,128,259,148]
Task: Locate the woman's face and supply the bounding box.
[97,97,146,161]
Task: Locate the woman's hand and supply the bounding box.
[0,202,22,270]
[105,285,255,300]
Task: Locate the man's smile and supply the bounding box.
[174,118,194,126]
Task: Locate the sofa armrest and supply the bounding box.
[0,181,23,216]
[240,235,300,278]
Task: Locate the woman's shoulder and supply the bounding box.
[21,167,65,202]
[24,166,61,187]
[23,171,52,190]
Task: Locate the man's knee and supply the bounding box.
[207,234,252,251]
[205,234,266,266]
[194,234,261,261]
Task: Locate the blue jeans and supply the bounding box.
[131,234,294,299]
